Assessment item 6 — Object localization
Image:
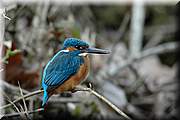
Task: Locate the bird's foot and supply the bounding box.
[71,88,77,93]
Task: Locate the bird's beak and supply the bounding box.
[86,48,110,54]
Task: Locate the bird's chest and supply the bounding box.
[73,56,90,84]
[54,56,90,93]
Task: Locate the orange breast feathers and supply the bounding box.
[54,56,90,93]
[66,47,77,51]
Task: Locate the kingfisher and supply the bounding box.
[41,38,110,107]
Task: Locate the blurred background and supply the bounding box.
[1,1,178,120]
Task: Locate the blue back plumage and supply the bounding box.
[43,51,84,87]
[41,39,86,106]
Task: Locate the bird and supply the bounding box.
[41,38,110,107]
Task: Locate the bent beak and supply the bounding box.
[86,48,110,54]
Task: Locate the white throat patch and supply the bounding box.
[78,53,88,57]
[60,50,69,53]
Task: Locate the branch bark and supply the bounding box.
[130,0,145,57]
[74,86,131,120]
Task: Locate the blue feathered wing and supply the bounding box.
[41,51,83,106]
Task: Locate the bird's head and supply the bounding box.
[63,38,110,56]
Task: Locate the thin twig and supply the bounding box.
[3,92,21,114]
[144,29,164,49]
[28,99,34,118]
[6,5,26,27]
[18,81,30,119]
[74,86,131,120]
[2,108,44,118]
[18,103,27,120]
[0,89,44,110]
[2,12,11,20]
[2,92,26,119]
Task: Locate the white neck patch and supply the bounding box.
[60,50,69,53]
[78,53,88,57]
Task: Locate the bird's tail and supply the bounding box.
[42,90,49,107]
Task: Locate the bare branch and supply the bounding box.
[144,29,164,49]
[3,92,21,114]
[18,81,30,119]
[0,89,43,110]
[2,108,44,118]
[108,42,177,76]
[130,0,145,57]
[3,92,27,119]
[74,86,132,120]
[2,10,11,20]
[18,103,27,120]
[6,5,26,27]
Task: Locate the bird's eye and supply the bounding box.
[79,46,83,50]
[75,46,84,50]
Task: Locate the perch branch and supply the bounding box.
[74,86,131,120]
[2,80,80,103]
[1,85,131,120]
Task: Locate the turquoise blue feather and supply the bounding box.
[42,50,84,106]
